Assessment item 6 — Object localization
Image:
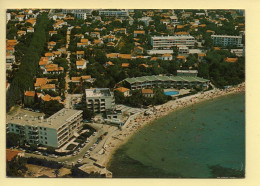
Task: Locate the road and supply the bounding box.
[64,29,71,108]
[24,124,119,165]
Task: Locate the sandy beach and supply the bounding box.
[98,83,245,168]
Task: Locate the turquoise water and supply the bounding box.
[164,91,179,96]
[108,93,245,178]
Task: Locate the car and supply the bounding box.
[83,154,87,158]
[49,154,56,158]
[77,159,82,163]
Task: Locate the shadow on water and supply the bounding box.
[208,164,245,178]
[107,148,182,178]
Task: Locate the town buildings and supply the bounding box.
[6,108,83,148]
[99,10,129,17]
[85,88,115,113]
[123,75,209,90]
[177,70,198,77]
[211,35,243,47]
[151,35,195,49]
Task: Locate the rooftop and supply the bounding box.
[124,75,209,84]
[114,87,129,93]
[142,89,153,94]
[7,108,83,129]
[6,149,24,162]
[85,88,112,98]
[152,35,195,40]
[211,35,242,38]
[177,70,198,73]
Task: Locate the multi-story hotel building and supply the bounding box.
[151,35,195,49]
[85,88,115,113]
[211,35,243,47]
[123,75,209,90]
[98,10,129,17]
[6,108,83,148]
[62,9,93,19]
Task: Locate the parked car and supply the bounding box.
[77,159,82,163]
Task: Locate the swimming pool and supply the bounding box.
[164,91,179,96]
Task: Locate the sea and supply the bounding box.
[107,92,245,178]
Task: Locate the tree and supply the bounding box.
[6,156,28,177]
[114,90,125,104]
[53,169,60,178]
[46,146,56,154]
[6,132,20,148]
[41,100,64,116]
[6,12,50,111]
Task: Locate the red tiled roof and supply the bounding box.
[122,63,130,67]
[114,87,129,93]
[6,149,24,162]
[142,89,153,94]
[224,57,238,63]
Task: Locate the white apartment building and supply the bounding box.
[140,17,152,26]
[6,109,83,148]
[6,13,11,22]
[85,88,115,113]
[75,13,87,19]
[62,9,93,16]
[99,10,129,17]
[151,35,195,49]
[211,35,243,47]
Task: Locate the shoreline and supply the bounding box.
[98,83,245,169]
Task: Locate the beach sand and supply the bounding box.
[98,83,245,168]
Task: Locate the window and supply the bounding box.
[44,128,46,131]
[40,127,42,130]
[45,132,47,135]
[45,142,47,144]
[29,127,31,129]
[40,136,43,139]
[45,137,47,140]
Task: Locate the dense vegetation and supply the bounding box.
[6,12,51,112]
[6,156,28,177]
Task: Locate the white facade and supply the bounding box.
[7,109,83,148]
[6,13,11,22]
[211,35,243,47]
[140,17,152,26]
[151,35,195,49]
[99,10,129,17]
[85,88,115,113]
[75,13,87,19]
